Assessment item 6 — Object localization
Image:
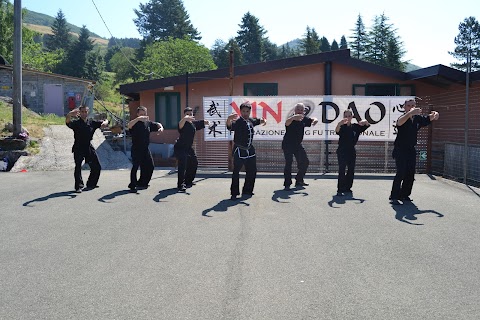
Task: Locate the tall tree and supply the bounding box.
[449,16,480,71]
[235,12,266,65]
[364,13,405,70]
[349,14,367,59]
[45,10,72,51]
[84,49,104,81]
[0,0,14,63]
[263,38,279,61]
[133,0,201,42]
[109,47,137,82]
[331,39,339,51]
[138,38,216,80]
[210,38,243,68]
[300,26,320,55]
[320,36,331,52]
[340,35,348,49]
[58,25,94,78]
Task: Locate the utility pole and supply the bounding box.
[13,0,22,137]
[463,49,470,184]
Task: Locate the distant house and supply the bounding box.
[0,62,94,116]
[119,49,480,184]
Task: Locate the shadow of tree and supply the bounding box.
[202,198,250,217]
[392,201,444,225]
[23,191,78,207]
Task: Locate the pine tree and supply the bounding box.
[58,25,94,78]
[340,35,348,49]
[331,39,339,51]
[45,10,71,51]
[300,26,320,55]
[449,16,480,71]
[349,14,367,59]
[0,0,14,63]
[364,13,405,70]
[134,0,201,42]
[320,37,330,52]
[235,12,266,65]
[263,38,279,61]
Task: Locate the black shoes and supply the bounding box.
[230,195,238,200]
[401,196,413,202]
[75,188,82,193]
[295,182,309,187]
[178,185,187,192]
[284,185,291,191]
[390,199,402,205]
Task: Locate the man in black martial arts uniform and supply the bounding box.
[390,99,439,205]
[335,109,370,196]
[127,106,164,192]
[174,107,209,192]
[66,106,109,193]
[282,102,318,190]
[226,102,266,200]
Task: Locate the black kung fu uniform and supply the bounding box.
[129,120,160,189]
[336,123,369,193]
[390,114,431,200]
[174,120,205,188]
[227,116,261,196]
[66,118,103,190]
[282,117,313,187]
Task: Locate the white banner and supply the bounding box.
[203,96,413,141]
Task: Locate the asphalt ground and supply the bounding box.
[1,169,479,320]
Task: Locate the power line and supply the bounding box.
[90,0,157,78]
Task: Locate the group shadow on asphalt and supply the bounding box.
[21,178,446,225]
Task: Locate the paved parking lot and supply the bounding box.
[1,170,479,319]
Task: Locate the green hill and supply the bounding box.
[23,8,102,38]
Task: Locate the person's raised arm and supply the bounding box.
[285,113,303,126]
[66,108,79,125]
[127,115,148,129]
[429,110,439,121]
[226,113,238,128]
[335,118,348,133]
[178,114,195,129]
[396,107,422,127]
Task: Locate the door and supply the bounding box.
[44,84,63,116]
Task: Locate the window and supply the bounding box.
[352,84,415,96]
[155,92,181,129]
[243,83,278,96]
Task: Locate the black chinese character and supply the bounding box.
[207,101,222,117]
[208,121,222,137]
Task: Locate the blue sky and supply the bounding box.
[21,0,479,68]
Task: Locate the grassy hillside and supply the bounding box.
[24,23,109,46]
[24,9,102,38]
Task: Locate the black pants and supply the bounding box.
[73,146,101,190]
[283,145,309,187]
[174,145,198,188]
[337,151,356,192]
[390,148,416,200]
[129,147,154,188]
[231,149,257,196]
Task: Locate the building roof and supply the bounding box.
[0,65,95,84]
[119,49,471,97]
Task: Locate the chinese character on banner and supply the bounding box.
[203,97,233,141]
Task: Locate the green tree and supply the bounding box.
[262,38,279,61]
[104,45,121,72]
[364,13,405,70]
[449,16,480,71]
[340,35,348,49]
[138,37,216,80]
[349,14,367,59]
[133,0,201,42]
[331,39,339,51]
[278,42,299,59]
[84,49,104,81]
[109,47,137,83]
[235,12,265,65]
[300,26,320,55]
[210,38,243,69]
[0,0,14,63]
[320,36,330,52]
[58,25,94,78]
[44,9,72,51]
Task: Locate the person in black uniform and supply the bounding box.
[66,106,109,193]
[174,107,209,192]
[282,102,318,190]
[335,109,370,196]
[127,106,164,192]
[390,99,439,205]
[226,102,266,200]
